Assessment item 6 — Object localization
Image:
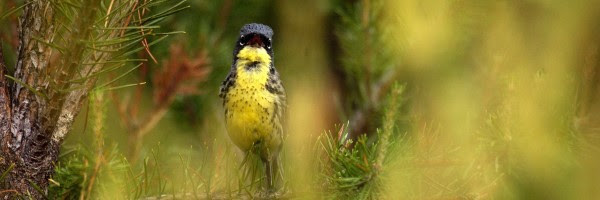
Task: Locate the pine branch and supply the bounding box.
[0,42,11,169]
[1,0,186,197]
[1,1,58,198]
[335,0,399,140]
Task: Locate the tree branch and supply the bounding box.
[0,41,13,167]
[1,0,184,197]
[1,0,57,198]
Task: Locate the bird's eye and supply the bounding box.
[264,37,272,49]
[238,35,245,46]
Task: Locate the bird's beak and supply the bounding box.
[247,34,264,47]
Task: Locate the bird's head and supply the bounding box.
[234,23,274,56]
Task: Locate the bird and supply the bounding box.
[219,23,286,191]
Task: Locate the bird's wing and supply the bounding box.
[219,65,237,100]
[266,68,287,140]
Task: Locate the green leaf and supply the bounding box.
[0,1,32,21]
[139,0,189,24]
[116,35,169,58]
[93,63,142,90]
[95,82,146,92]
[0,163,15,181]
[4,75,49,100]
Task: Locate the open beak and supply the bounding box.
[247,34,264,47]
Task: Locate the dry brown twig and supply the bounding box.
[110,42,211,162]
[112,0,236,162]
[105,0,211,162]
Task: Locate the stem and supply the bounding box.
[0,0,57,198]
[128,101,170,162]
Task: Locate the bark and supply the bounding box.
[0,0,61,198]
[0,0,101,193]
[0,43,12,181]
[0,0,166,197]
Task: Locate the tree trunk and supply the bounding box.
[0,0,63,198]
[0,0,176,197]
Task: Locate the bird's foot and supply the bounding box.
[257,187,282,199]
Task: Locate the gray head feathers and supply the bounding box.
[240,23,273,39]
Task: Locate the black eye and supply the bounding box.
[238,35,245,46]
[263,37,272,49]
[240,34,252,46]
[238,33,271,49]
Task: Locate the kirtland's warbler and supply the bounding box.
[219,23,286,190]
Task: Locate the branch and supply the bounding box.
[128,101,170,161]
[142,191,295,200]
[0,40,10,101]
[2,0,185,197]
[1,1,57,197]
[0,41,12,165]
[125,43,210,161]
[348,66,402,140]
[12,0,55,99]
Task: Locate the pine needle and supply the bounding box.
[4,75,49,100]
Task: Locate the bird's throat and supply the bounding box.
[234,46,271,89]
[236,46,271,66]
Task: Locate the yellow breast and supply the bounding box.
[224,46,280,151]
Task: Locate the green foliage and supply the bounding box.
[8,0,594,199]
[48,144,178,199]
[48,148,85,200]
[0,1,28,21]
[334,0,397,115]
[0,0,23,71]
[319,84,407,200]
[319,127,380,200]
[48,145,127,199]
[46,0,187,94]
[49,136,269,199]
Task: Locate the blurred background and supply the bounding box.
[2,0,600,199]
